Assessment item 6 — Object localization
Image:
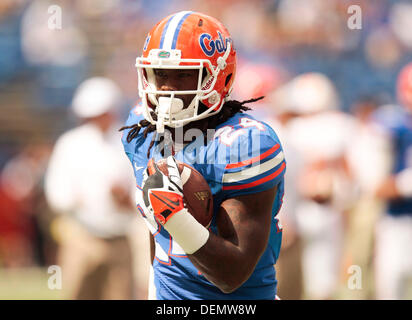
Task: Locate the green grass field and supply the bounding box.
[0,268,63,300]
[1,267,411,300]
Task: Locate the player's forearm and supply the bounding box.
[187,231,262,294]
[186,191,274,293]
[162,208,261,293]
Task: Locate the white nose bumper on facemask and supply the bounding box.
[158,96,184,114]
[156,97,185,133]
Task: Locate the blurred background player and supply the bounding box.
[265,79,306,300]
[0,143,51,268]
[339,96,392,299]
[374,62,412,300]
[44,77,139,299]
[270,73,357,299]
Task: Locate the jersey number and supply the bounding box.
[216,118,265,146]
[154,231,187,265]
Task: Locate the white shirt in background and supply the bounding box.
[45,122,135,239]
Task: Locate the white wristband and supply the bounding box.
[163,208,210,255]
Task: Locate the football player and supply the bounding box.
[120,11,286,299]
[374,62,412,299]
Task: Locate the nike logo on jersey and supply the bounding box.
[134,162,144,171]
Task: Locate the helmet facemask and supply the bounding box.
[136,42,232,133]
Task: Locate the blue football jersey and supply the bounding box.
[122,105,286,300]
[383,111,412,216]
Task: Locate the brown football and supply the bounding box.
[155,159,213,227]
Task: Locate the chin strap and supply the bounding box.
[156,116,165,133]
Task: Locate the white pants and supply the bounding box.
[375,214,412,300]
[295,201,343,299]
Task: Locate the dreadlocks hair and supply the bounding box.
[118,96,264,158]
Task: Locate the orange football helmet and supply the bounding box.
[135,11,237,132]
[397,62,412,112]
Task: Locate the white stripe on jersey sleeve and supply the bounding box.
[222,151,285,183]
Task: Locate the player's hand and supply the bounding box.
[141,156,185,225]
[140,157,210,255]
